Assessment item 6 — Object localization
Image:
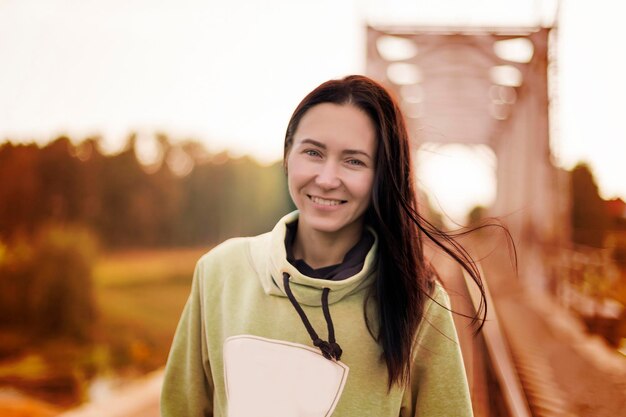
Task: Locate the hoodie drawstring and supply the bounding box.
[283,272,343,361]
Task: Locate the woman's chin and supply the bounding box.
[300,215,362,238]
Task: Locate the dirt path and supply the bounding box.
[57,370,162,417]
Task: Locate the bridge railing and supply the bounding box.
[440,257,533,417]
[460,264,533,417]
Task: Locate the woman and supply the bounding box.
[161,75,485,416]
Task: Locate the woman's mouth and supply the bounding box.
[307,195,347,206]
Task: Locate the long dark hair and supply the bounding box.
[284,75,488,387]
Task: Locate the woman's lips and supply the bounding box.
[307,195,347,206]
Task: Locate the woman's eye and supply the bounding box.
[304,149,322,158]
[347,159,365,167]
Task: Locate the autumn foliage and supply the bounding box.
[0,135,292,247]
[0,134,292,344]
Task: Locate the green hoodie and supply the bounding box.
[161,211,473,416]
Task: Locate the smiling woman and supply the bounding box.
[161,75,486,417]
[286,103,376,268]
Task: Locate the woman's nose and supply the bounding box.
[315,161,341,189]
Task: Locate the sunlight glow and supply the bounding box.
[416,143,497,225]
[0,0,625,210]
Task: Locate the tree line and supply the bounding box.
[0,134,294,248]
[0,134,293,342]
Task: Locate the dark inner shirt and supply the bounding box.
[284,220,374,281]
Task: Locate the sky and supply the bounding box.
[0,0,624,221]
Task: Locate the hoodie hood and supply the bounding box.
[248,211,378,307]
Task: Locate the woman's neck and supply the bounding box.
[292,220,364,269]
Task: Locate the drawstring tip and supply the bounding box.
[329,342,343,361]
[314,338,342,361]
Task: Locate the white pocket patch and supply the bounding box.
[223,335,349,417]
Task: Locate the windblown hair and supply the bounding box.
[284,75,488,387]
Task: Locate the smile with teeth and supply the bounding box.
[308,195,347,206]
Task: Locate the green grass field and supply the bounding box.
[93,246,211,373]
[0,246,210,413]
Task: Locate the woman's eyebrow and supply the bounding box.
[300,138,326,148]
[300,138,372,159]
[344,149,372,159]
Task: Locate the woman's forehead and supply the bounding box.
[293,103,376,150]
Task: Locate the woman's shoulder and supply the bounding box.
[187,232,273,299]
[414,282,455,344]
[427,282,452,310]
[198,232,269,260]
[194,231,272,275]
[419,282,453,326]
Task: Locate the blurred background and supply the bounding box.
[0,0,625,416]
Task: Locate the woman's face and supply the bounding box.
[286,103,377,238]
